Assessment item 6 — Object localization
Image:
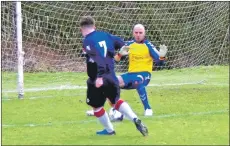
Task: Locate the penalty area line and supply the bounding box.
[2,109,229,128]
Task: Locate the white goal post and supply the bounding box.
[1,1,229,98]
[14,2,24,98]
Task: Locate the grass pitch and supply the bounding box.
[2,66,229,145]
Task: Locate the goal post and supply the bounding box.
[1,1,229,98]
[14,1,24,99]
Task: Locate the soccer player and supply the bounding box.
[80,16,148,136]
[114,24,168,116]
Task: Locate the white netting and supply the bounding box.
[1,1,229,92]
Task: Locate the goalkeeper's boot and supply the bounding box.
[109,108,124,122]
[96,129,116,135]
[144,109,153,116]
[110,114,124,122]
[133,118,148,136]
[86,110,94,116]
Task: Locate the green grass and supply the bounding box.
[2,66,229,145]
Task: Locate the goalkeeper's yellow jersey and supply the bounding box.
[126,39,161,73]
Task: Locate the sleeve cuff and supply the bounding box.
[159,57,165,60]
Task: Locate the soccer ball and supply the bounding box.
[108,108,124,122]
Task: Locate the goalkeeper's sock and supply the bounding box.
[115,99,137,121]
[136,85,151,110]
[94,107,114,133]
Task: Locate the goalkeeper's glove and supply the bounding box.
[119,46,129,56]
[156,44,168,68]
[114,46,129,62]
[159,44,168,57]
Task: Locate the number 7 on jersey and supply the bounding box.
[99,41,107,57]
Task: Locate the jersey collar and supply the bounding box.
[134,38,146,44]
[85,30,96,38]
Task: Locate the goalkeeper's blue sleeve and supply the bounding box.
[145,40,165,66]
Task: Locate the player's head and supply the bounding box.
[133,24,146,43]
[79,16,96,37]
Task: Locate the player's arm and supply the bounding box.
[80,47,87,58]
[80,39,87,58]
[108,34,128,62]
[146,41,167,65]
[110,35,125,50]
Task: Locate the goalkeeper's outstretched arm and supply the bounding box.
[147,42,168,65]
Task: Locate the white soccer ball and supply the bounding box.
[108,108,123,121]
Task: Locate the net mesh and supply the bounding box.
[1,1,229,93]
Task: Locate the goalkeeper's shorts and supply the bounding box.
[120,71,151,89]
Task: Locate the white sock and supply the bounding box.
[118,102,138,121]
[94,108,114,133]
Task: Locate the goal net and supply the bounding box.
[1,1,229,98]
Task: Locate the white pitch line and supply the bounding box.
[2,85,86,93]
[2,109,229,128]
[2,80,228,93]
[2,93,86,101]
[2,85,87,93]
[2,81,228,101]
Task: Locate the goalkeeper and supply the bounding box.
[114,24,167,116]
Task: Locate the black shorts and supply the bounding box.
[86,77,120,108]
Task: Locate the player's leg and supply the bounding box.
[135,72,152,116]
[86,98,122,118]
[119,72,152,116]
[105,79,148,136]
[111,98,148,136]
[107,73,135,120]
[108,107,124,122]
[117,75,125,88]
[86,79,115,135]
[107,98,124,122]
[134,72,152,116]
[86,98,113,116]
[136,83,152,116]
[104,76,124,122]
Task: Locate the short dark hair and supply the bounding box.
[79,16,95,27]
